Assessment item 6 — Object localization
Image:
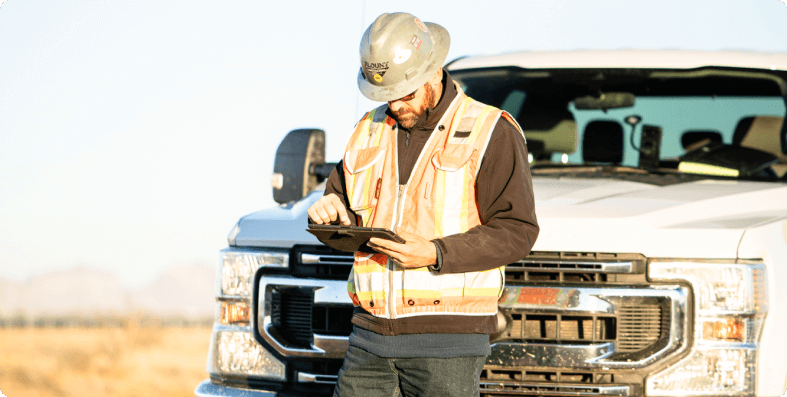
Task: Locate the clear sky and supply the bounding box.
[2,0,787,288]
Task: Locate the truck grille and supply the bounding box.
[290,245,353,279]
[270,289,314,347]
[505,314,615,342]
[269,288,353,349]
[495,302,669,354]
[480,368,631,396]
[617,305,666,352]
[257,249,688,396]
[505,252,647,284]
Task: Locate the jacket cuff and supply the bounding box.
[428,241,443,272]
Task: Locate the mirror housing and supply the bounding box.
[574,92,635,110]
[272,129,326,204]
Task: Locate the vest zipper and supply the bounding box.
[389,184,406,319]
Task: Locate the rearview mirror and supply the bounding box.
[272,129,325,204]
[574,92,635,110]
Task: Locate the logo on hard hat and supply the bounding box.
[364,61,389,83]
[410,35,422,50]
[415,18,428,33]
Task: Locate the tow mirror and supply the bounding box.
[272,129,327,204]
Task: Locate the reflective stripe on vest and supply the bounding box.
[343,88,514,319]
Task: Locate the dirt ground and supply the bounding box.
[0,324,212,397]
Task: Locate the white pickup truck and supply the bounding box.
[195,50,787,397]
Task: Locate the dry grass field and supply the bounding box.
[0,323,212,397]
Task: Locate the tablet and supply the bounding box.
[306,224,405,253]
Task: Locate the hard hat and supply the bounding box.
[357,13,450,102]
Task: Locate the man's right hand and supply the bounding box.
[307,193,352,225]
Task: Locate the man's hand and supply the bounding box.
[368,229,437,269]
[307,193,351,225]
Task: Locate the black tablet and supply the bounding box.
[306,224,405,253]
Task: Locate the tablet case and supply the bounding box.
[306,225,405,253]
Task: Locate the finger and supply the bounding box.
[369,237,401,251]
[307,207,324,224]
[322,204,339,223]
[313,205,332,224]
[372,246,401,264]
[328,195,351,225]
[369,243,392,256]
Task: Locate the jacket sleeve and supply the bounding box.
[432,118,539,274]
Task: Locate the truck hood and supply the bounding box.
[532,177,787,258]
[234,178,787,259]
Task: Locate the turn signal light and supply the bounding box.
[220,301,250,325]
[702,319,744,341]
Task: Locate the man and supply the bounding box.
[307,12,539,397]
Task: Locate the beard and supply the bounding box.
[391,83,436,129]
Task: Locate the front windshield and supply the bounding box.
[567,97,780,165]
[452,68,787,181]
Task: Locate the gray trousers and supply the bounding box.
[333,345,487,397]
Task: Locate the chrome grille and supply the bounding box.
[312,305,354,336]
[617,305,664,352]
[480,368,630,396]
[270,288,353,348]
[291,245,354,279]
[270,289,314,347]
[506,252,646,284]
[504,314,615,342]
[257,249,689,395]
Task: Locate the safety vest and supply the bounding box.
[343,87,517,319]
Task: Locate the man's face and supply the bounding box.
[388,83,436,129]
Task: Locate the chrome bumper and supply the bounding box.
[194,380,278,397]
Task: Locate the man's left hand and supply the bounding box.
[368,229,437,269]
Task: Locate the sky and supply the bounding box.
[2,0,787,289]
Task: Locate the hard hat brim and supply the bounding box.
[357,22,450,102]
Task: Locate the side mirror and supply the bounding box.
[272,129,326,204]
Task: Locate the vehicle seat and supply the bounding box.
[582,120,624,163]
[732,116,787,177]
[681,130,723,150]
[517,108,578,159]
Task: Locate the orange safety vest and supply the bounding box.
[343,86,520,319]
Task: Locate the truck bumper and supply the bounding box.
[194,380,278,397]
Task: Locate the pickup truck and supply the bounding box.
[195,50,787,397]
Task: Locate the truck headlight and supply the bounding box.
[646,261,768,396]
[207,326,286,380]
[219,248,288,298]
[207,248,290,381]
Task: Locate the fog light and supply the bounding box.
[702,319,744,342]
[220,301,250,325]
[209,329,285,380]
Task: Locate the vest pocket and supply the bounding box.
[344,147,386,217]
[431,144,476,172]
[427,144,478,210]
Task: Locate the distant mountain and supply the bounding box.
[0,277,24,316]
[131,263,215,318]
[0,264,216,319]
[21,266,130,317]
